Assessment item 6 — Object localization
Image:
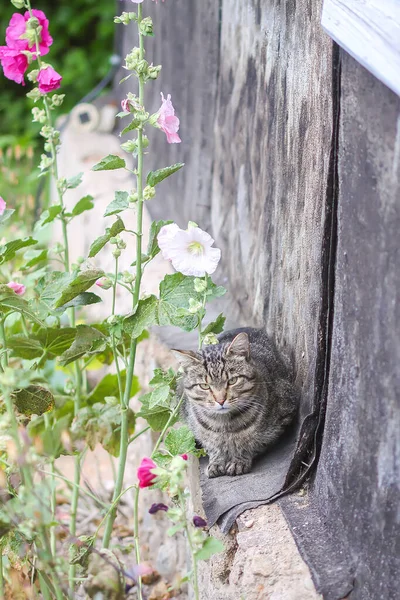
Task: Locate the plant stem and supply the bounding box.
[0,552,4,600]
[178,489,200,600]
[102,3,146,555]
[44,413,57,558]
[0,319,7,370]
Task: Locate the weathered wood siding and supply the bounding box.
[117,1,399,598]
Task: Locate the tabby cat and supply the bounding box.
[174,327,299,478]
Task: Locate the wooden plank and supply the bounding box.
[322,0,400,96]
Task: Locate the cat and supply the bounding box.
[174,327,299,478]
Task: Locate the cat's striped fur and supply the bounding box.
[174,327,299,478]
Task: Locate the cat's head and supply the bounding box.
[173,332,258,415]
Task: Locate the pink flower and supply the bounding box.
[0,198,6,216]
[157,93,181,144]
[0,46,28,84]
[37,66,62,94]
[7,282,26,296]
[181,454,188,461]
[137,457,157,488]
[6,10,52,56]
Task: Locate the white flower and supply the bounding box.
[157,223,221,277]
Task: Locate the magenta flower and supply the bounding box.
[181,454,188,461]
[0,198,6,216]
[137,457,157,488]
[193,515,207,528]
[7,282,26,296]
[0,46,28,84]
[157,93,181,144]
[148,503,168,514]
[37,66,62,93]
[6,10,52,56]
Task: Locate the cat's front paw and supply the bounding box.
[207,461,227,478]
[225,460,252,476]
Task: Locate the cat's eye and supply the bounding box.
[228,376,239,385]
[199,383,210,390]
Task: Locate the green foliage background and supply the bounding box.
[0,0,116,138]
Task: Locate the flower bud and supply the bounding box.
[188,298,203,314]
[110,237,118,245]
[114,12,137,25]
[122,271,134,284]
[27,69,39,83]
[39,154,53,171]
[95,277,113,290]
[26,17,40,30]
[107,315,119,325]
[128,191,139,203]
[139,17,154,37]
[143,186,156,201]
[45,316,60,329]
[203,333,219,346]
[125,48,141,70]
[112,248,121,259]
[104,396,119,406]
[118,239,127,250]
[121,140,137,153]
[51,94,65,107]
[142,135,149,149]
[11,0,26,8]
[149,503,168,514]
[194,278,207,293]
[32,107,46,123]
[147,64,162,80]
[193,516,207,528]
[26,88,41,102]
[135,59,149,75]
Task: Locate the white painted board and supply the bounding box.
[322,0,400,97]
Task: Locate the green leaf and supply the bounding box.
[58,325,107,366]
[34,327,77,358]
[103,191,129,217]
[13,385,55,416]
[140,385,170,410]
[7,336,43,359]
[201,314,226,337]
[91,154,126,171]
[146,219,173,260]
[40,414,72,458]
[36,272,71,315]
[158,273,199,331]
[22,248,48,269]
[66,172,83,189]
[0,285,44,326]
[61,292,102,309]
[71,403,135,457]
[146,163,184,187]
[137,403,174,432]
[194,537,225,561]
[121,118,141,136]
[0,209,15,225]
[123,295,158,339]
[165,425,196,456]
[0,237,37,264]
[34,206,62,230]
[71,195,94,217]
[86,371,140,405]
[88,217,125,258]
[54,269,104,308]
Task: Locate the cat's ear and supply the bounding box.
[172,349,202,370]
[226,332,250,358]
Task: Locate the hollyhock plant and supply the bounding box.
[6,10,52,56]
[137,457,157,488]
[0,46,28,84]
[157,92,181,144]
[37,65,62,93]
[95,276,113,290]
[157,223,221,277]
[7,281,26,295]
[0,197,6,216]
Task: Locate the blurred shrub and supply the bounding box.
[0,0,116,137]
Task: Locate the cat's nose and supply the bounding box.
[214,392,226,406]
